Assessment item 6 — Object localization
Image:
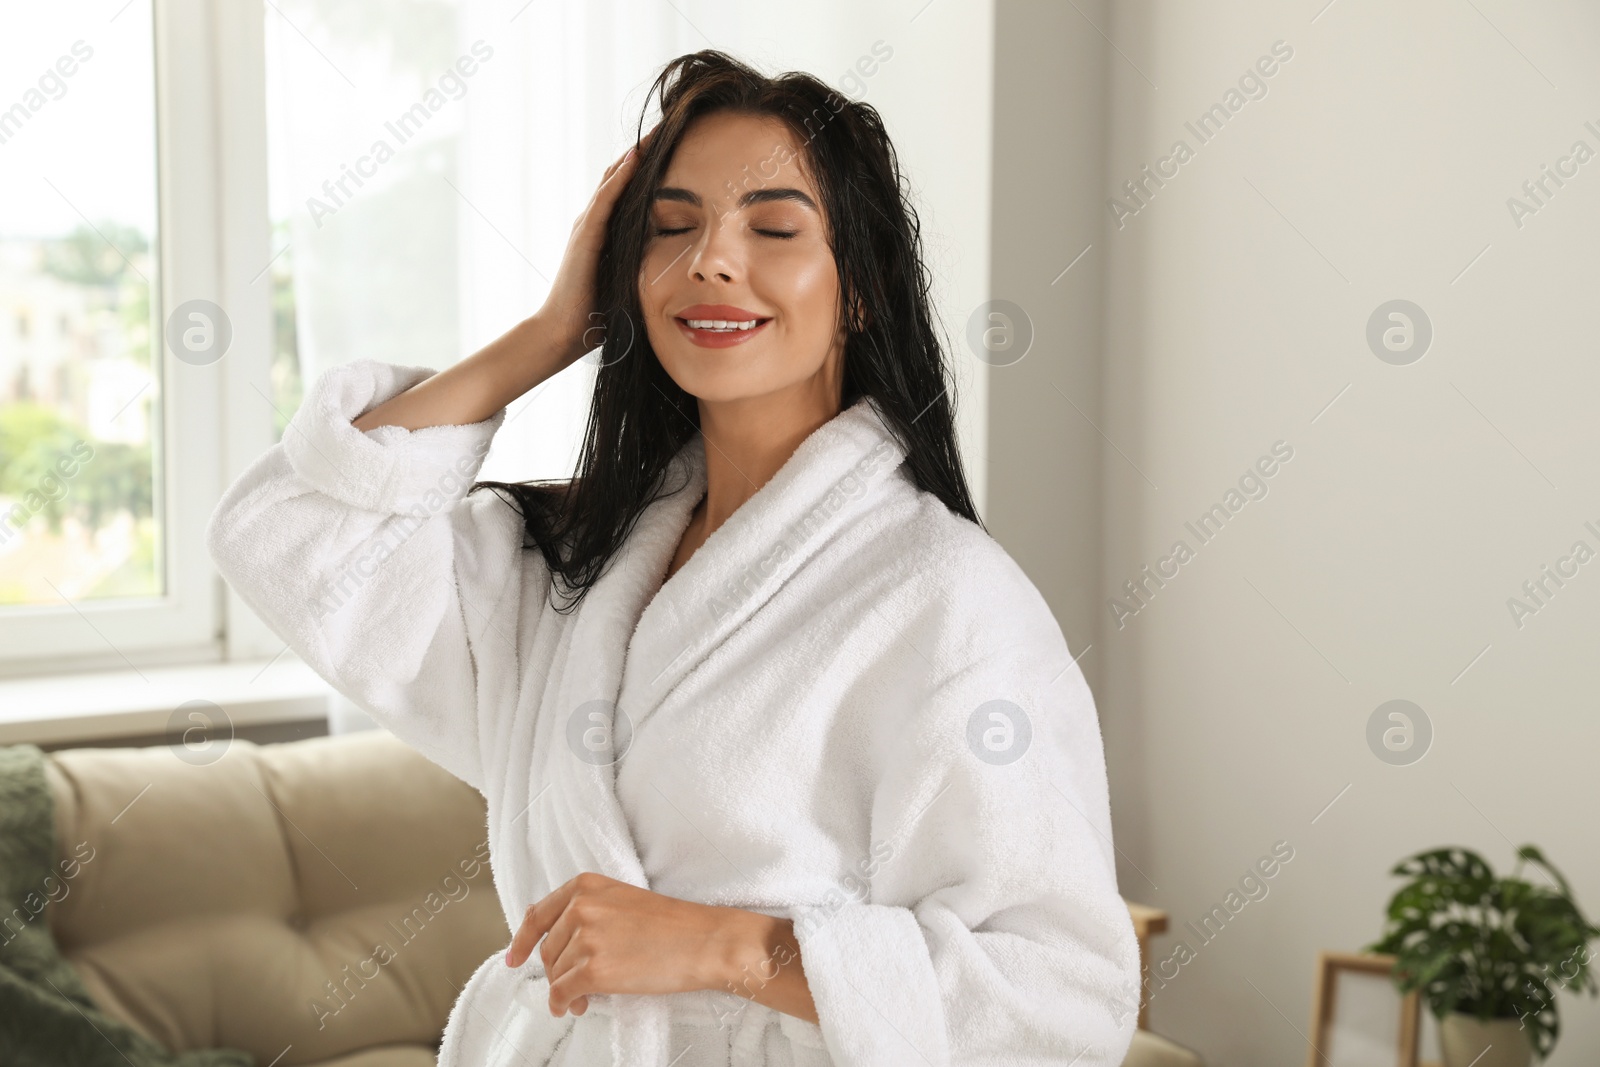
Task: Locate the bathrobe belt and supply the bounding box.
[502,967,827,1065]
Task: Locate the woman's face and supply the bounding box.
[638,110,846,407]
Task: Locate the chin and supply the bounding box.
[659,363,767,405]
[649,337,754,392]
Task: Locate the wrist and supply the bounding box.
[702,908,798,998]
[528,304,595,370]
[473,312,578,398]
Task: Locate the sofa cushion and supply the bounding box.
[299,1043,440,1067]
[1123,1028,1206,1067]
[43,730,509,1065]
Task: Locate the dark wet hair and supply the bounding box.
[474,48,981,612]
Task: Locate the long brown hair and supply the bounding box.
[473,48,981,612]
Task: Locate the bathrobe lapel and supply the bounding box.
[621,395,907,734]
[538,444,702,892]
[528,393,907,1066]
[528,438,705,1066]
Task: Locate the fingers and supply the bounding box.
[600,124,660,184]
[628,122,660,161]
[584,146,641,218]
[506,872,601,969]
[503,890,588,1019]
[506,881,571,968]
[571,136,651,244]
[545,924,595,1016]
[538,884,597,1016]
[505,902,543,969]
[538,891,581,977]
[603,147,640,186]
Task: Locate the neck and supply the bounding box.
[694,381,843,536]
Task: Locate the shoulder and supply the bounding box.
[858,478,1102,800]
[885,474,1065,651]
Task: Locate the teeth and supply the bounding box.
[685,318,760,331]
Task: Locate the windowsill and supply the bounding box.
[0,656,334,747]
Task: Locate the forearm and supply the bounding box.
[706,909,818,1026]
[352,311,580,432]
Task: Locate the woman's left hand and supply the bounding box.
[505,871,743,1018]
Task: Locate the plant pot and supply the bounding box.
[1439,1013,1533,1067]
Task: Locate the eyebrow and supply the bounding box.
[652,186,819,213]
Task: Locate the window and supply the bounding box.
[0,0,699,678]
[0,14,158,608]
[259,0,622,484]
[0,3,214,673]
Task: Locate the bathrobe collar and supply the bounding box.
[533,392,908,1062]
[637,394,907,703]
[559,392,910,760]
[537,395,915,876]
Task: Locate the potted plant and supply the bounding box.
[1367,845,1599,1067]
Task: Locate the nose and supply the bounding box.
[687,210,738,284]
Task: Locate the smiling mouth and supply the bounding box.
[675,316,771,332]
[672,315,773,348]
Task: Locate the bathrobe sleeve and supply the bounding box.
[205,359,533,794]
[788,556,1143,1067]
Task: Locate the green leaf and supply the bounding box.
[1373,843,1599,1062]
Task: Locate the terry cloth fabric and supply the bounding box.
[0,743,254,1067]
[206,358,1143,1067]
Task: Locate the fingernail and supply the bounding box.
[625,146,637,161]
[505,949,515,965]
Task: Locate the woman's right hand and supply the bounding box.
[537,128,657,368]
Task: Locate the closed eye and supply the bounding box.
[651,226,799,239]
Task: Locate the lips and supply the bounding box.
[673,304,772,349]
[676,304,767,322]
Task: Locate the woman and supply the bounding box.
[208,49,1140,1067]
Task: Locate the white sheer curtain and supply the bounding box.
[456,1,711,486]
[270,0,708,486]
[266,0,711,730]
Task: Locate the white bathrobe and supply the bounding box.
[206,359,1142,1067]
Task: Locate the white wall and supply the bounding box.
[989,0,1110,694]
[989,0,1600,1064]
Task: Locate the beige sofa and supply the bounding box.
[43,729,503,1066]
[39,728,1202,1066]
